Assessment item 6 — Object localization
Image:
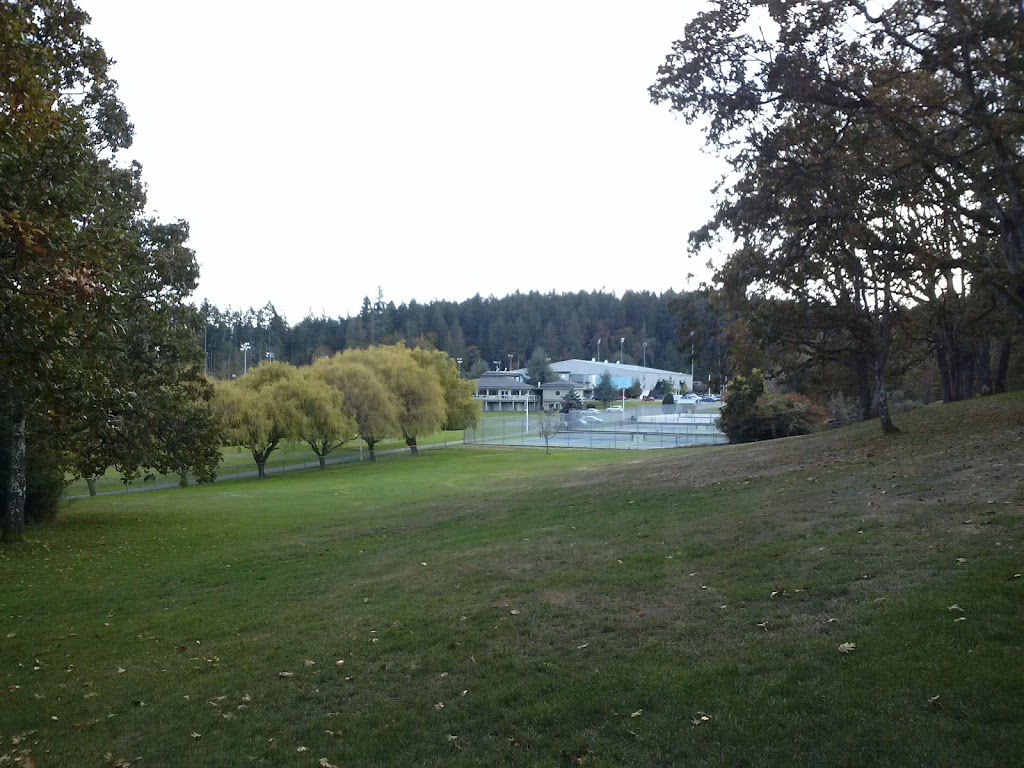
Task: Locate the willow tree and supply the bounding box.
[279,368,357,469]
[343,346,446,455]
[212,363,300,479]
[315,355,400,461]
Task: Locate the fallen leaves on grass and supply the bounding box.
[509,609,521,616]
[277,671,294,679]
[837,642,857,654]
[691,713,712,727]
[433,702,445,711]
[447,735,464,750]
[319,759,339,768]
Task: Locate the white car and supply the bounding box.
[681,394,701,404]
[606,405,623,412]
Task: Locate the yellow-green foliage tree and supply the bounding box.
[344,346,446,455]
[278,368,357,469]
[314,355,399,461]
[212,363,300,478]
[409,347,480,431]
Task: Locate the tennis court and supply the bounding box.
[465,405,727,450]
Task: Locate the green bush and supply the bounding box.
[662,393,675,405]
[717,371,825,443]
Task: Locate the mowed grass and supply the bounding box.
[63,430,467,496]
[3,394,1023,767]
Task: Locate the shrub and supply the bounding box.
[827,392,863,427]
[662,393,675,405]
[717,371,825,443]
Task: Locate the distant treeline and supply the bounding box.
[199,290,700,381]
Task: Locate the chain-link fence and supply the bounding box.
[465,404,727,450]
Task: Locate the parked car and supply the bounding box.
[579,414,603,424]
[681,393,701,404]
[606,405,623,412]
[582,407,599,413]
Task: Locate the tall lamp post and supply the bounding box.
[689,331,695,392]
[642,341,648,368]
[456,357,463,377]
[620,337,625,364]
[265,351,275,363]
[240,342,251,375]
[597,337,601,362]
[508,353,513,371]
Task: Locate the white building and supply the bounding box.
[548,359,692,398]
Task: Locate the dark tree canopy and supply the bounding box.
[1,1,218,539]
[650,0,1024,428]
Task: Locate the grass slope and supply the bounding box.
[2,394,1022,767]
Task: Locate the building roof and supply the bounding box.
[549,358,688,381]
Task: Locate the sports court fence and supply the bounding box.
[464,404,727,451]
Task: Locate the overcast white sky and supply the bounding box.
[79,1,724,322]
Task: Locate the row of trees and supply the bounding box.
[198,289,698,382]
[651,0,1024,431]
[212,345,478,477]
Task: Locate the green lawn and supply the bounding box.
[4,394,1023,766]
[64,430,466,496]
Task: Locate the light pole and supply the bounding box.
[240,342,251,375]
[597,337,601,362]
[456,357,463,377]
[508,353,513,371]
[642,341,648,368]
[493,360,500,371]
[620,337,625,364]
[265,351,275,363]
[689,331,695,392]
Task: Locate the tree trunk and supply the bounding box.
[978,338,993,395]
[406,436,419,455]
[936,344,954,403]
[2,412,27,543]
[994,335,1012,394]
[367,440,377,462]
[875,359,899,434]
[319,455,326,470]
[256,461,266,479]
[178,470,189,488]
[856,356,874,420]
[87,477,98,496]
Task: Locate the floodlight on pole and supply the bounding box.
[620,337,625,364]
[508,353,513,371]
[642,341,648,368]
[240,342,251,375]
[597,337,601,362]
[456,357,463,377]
[265,351,275,363]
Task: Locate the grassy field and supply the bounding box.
[3,394,1022,766]
[64,430,466,497]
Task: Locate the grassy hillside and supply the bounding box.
[2,394,1022,767]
